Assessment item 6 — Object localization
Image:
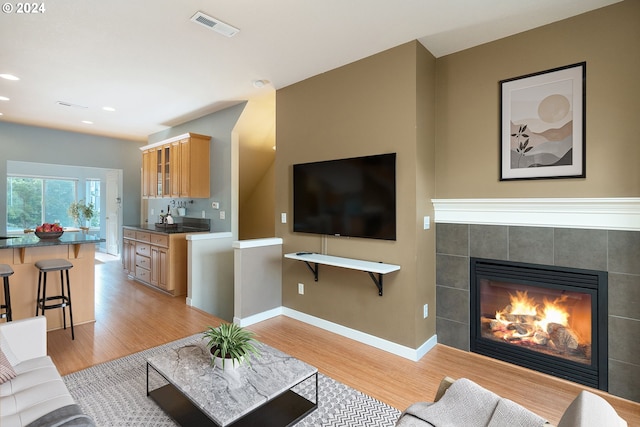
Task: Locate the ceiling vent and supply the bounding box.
[56,101,88,109]
[190,11,239,37]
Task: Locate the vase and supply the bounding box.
[213,356,243,370]
[209,346,243,370]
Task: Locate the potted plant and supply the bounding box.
[68,200,95,230]
[203,322,260,370]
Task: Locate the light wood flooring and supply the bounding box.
[46,254,640,426]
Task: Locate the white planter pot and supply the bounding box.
[212,355,243,370]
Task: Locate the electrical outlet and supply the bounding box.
[423,304,429,318]
[151,208,155,215]
[220,211,225,220]
[281,212,287,223]
[298,283,304,295]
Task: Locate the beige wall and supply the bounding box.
[239,161,275,240]
[272,1,638,351]
[275,41,437,348]
[435,1,640,198]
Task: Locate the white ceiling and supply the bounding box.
[0,0,619,142]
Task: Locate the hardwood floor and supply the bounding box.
[47,255,640,426]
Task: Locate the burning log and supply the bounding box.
[490,319,505,331]
[514,323,534,336]
[533,331,549,345]
[547,322,579,351]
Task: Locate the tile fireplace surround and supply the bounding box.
[432,198,640,403]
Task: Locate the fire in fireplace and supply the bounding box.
[470,258,607,390]
[481,284,592,365]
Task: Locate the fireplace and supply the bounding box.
[470,258,608,390]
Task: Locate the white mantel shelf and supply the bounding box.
[432,198,640,231]
[284,252,400,296]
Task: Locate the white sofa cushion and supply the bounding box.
[557,391,628,427]
[0,356,75,427]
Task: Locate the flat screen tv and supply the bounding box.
[293,153,396,240]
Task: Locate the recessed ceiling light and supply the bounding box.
[0,74,19,81]
[82,120,93,124]
[102,106,116,112]
[0,96,9,101]
[0,113,3,116]
[253,80,268,88]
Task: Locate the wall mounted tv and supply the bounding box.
[293,153,396,240]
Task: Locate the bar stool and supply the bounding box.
[0,264,14,322]
[35,259,74,340]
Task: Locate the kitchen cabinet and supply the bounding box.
[150,245,168,290]
[178,135,210,198]
[122,227,188,296]
[142,149,150,198]
[169,141,181,198]
[141,148,158,198]
[122,229,137,275]
[140,133,210,199]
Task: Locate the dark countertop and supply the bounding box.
[124,224,210,235]
[0,233,105,250]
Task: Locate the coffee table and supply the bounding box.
[146,338,318,427]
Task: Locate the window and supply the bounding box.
[86,179,101,228]
[7,176,77,232]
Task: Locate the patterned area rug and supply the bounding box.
[63,334,401,426]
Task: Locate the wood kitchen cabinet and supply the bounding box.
[142,149,150,198]
[141,148,158,198]
[140,132,210,199]
[122,227,189,296]
[122,228,137,275]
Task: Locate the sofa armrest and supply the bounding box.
[434,376,456,402]
[0,317,47,363]
[557,391,627,427]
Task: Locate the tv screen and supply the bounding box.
[293,153,396,240]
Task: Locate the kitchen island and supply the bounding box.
[0,233,104,330]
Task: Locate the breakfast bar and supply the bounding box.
[0,233,104,330]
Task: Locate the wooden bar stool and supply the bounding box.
[35,259,74,339]
[0,264,14,322]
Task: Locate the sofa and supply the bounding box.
[396,377,628,427]
[0,317,95,427]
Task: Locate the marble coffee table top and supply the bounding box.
[147,336,317,426]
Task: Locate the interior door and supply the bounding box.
[105,170,120,255]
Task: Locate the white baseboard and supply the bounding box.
[234,307,283,327]
[232,307,437,361]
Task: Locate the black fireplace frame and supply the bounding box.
[470,258,608,390]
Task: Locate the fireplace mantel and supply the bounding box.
[432,198,640,231]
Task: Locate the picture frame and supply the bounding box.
[500,62,586,181]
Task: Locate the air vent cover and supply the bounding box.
[190,11,239,37]
[56,101,88,109]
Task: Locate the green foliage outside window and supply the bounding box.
[7,177,80,231]
[7,178,44,229]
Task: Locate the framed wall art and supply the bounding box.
[500,62,586,180]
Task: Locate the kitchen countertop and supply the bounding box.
[0,233,104,250]
[124,224,210,235]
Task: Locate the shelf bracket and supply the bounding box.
[367,272,384,296]
[303,261,319,282]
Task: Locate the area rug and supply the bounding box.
[63,334,401,426]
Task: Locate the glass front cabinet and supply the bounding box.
[140,133,211,199]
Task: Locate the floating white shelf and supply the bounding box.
[284,252,400,296]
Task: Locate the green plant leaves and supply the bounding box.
[203,323,260,369]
